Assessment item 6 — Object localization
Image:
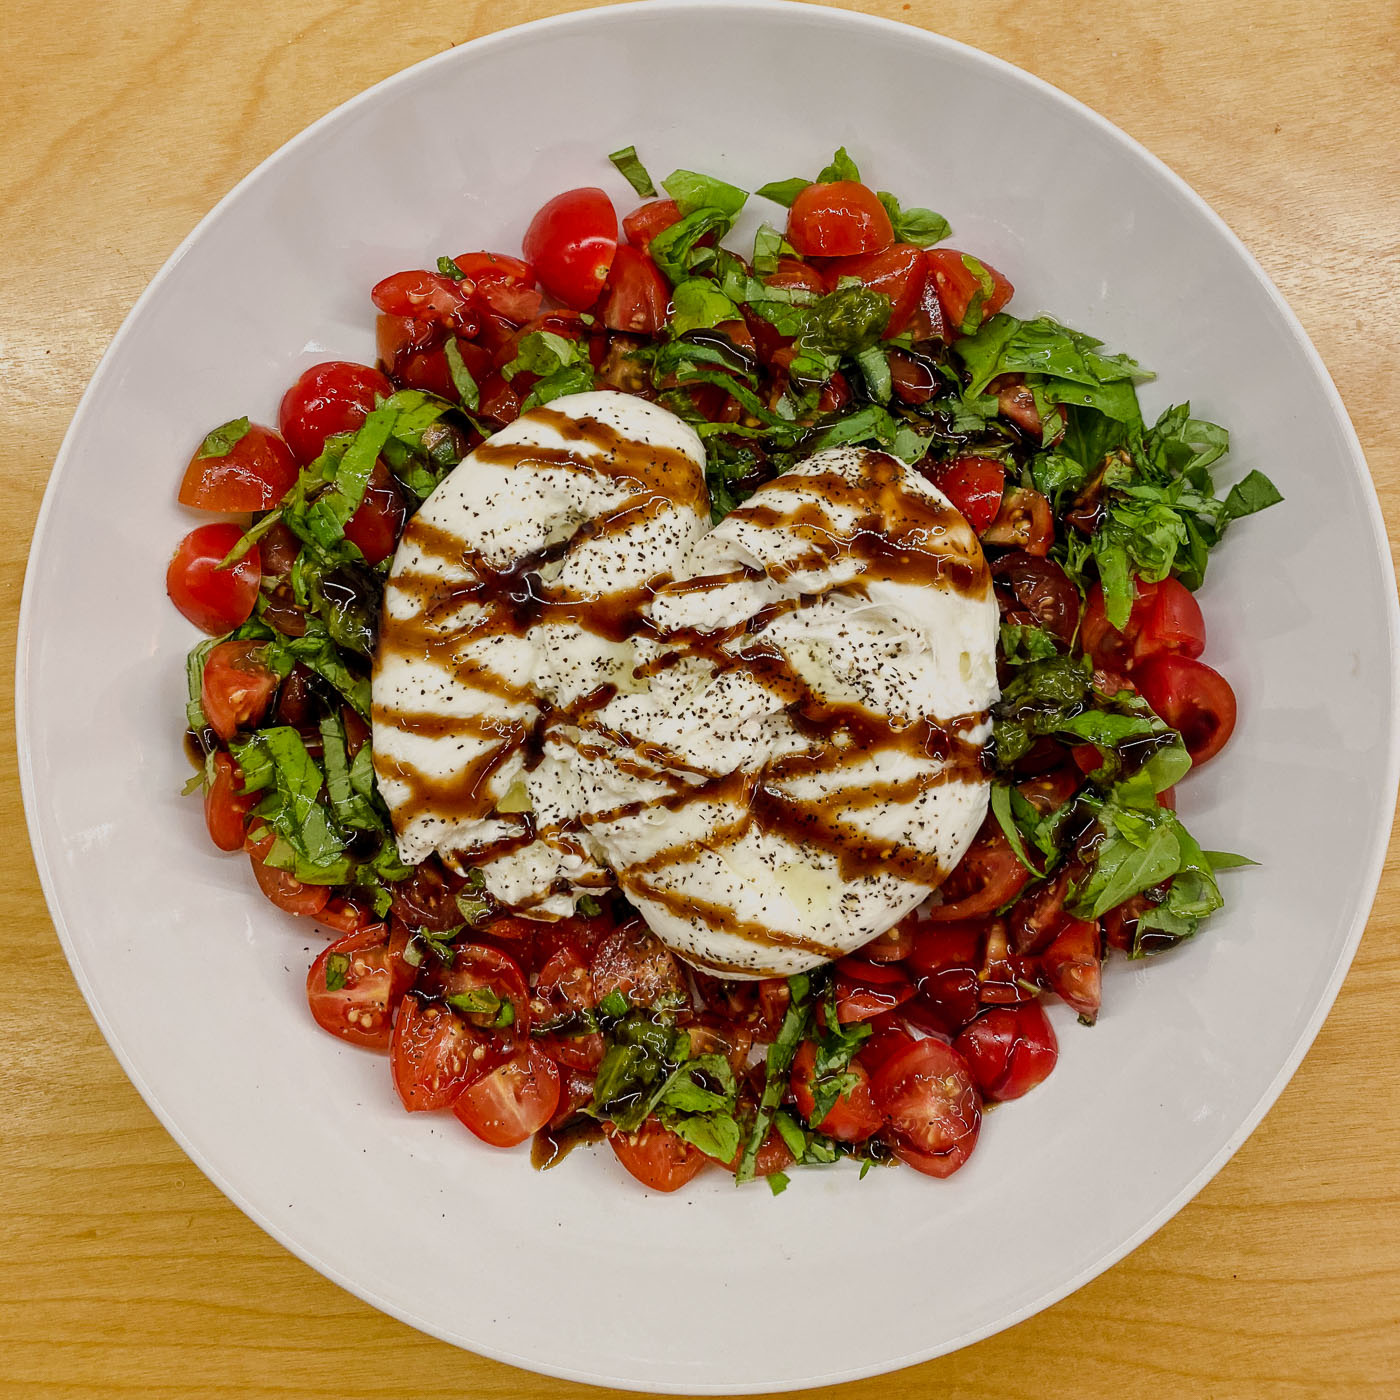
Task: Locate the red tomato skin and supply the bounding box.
[601,244,671,334]
[954,1003,1059,1100]
[522,187,619,310]
[451,251,542,322]
[199,640,278,742]
[203,751,255,852]
[925,456,1007,534]
[1135,654,1238,766]
[341,460,406,566]
[167,524,261,635]
[248,835,330,918]
[534,946,605,1073]
[761,257,828,294]
[314,896,375,937]
[787,181,894,257]
[370,270,475,330]
[622,199,682,248]
[178,424,297,512]
[833,958,915,1023]
[861,919,915,963]
[820,244,928,337]
[376,313,440,372]
[871,1037,982,1178]
[608,1118,709,1192]
[925,249,1014,334]
[452,1043,561,1148]
[278,361,393,465]
[590,921,684,1006]
[1042,919,1103,1021]
[790,1041,883,1141]
[904,922,986,1034]
[856,1015,918,1076]
[1081,578,1207,673]
[437,943,531,1034]
[390,998,485,1112]
[306,924,410,1049]
[927,830,1031,922]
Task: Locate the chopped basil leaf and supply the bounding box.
[751,223,793,276]
[766,1171,790,1196]
[436,255,467,281]
[737,973,811,1182]
[319,713,382,834]
[648,207,738,284]
[854,344,892,404]
[576,894,603,917]
[324,952,350,991]
[598,990,629,1019]
[197,416,251,459]
[999,623,1062,665]
[669,278,741,336]
[609,144,658,198]
[455,893,491,925]
[661,169,747,219]
[754,177,809,208]
[185,637,217,738]
[876,191,951,247]
[1203,850,1258,870]
[445,339,480,411]
[1222,468,1284,521]
[816,147,861,183]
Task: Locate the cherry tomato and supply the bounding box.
[389,861,465,934]
[719,1127,795,1178]
[203,751,255,852]
[954,1002,1059,1101]
[904,922,986,1033]
[178,423,297,512]
[248,834,330,918]
[977,919,1039,1005]
[478,373,521,425]
[278,361,393,465]
[451,251,542,322]
[439,944,530,1033]
[314,896,376,937]
[200,640,277,742]
[391,997,487,1111]
[992,551,1081,645]
[889,350,941,405]
[684,1017,754,1079]
[590,921,684,1006]
[857,1015,917,1076]
[787,181,893,257]
[341,460,406,566]
[760,256,827,294]
[522,187,619,310]
[1081,577,1207,674]
[820,244,928,337]
[982,486,1055,556]
[167,524,261,634]
[1135,654,1238,765]
[927,829,1031,921]
[306,923,411,1048]
[608,1117,709,1192]
[833,958,915,1023]
[1008,867,1074,955]
[1042,918,1102,1021]
[376,313,439,373]
[925,456,1006,534]
[601,244,671,334]
[258,521,301,577]
[926,248,1014,334]
[370,269,475,330]
[861,919,915,963]
[533,945,602,1073]
[790,1040,883,1141]
[452,1043,561,1148]
[871,1037,981,1178]
[622,199,682,249]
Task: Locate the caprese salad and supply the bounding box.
[167,146,1279,1192]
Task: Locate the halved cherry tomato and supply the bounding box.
[1135,654,1237,766]
[789,1040,882,1141]
[590,921,684,1006]
[926,248,1014,334]
[370,270,475,330]
[954,1002,1059,1101]
[1008,867,1074,955]
[820,243,928,337]
[991,374,1052,438]
[478,373,521,424]
[1081,577,1207,674]
[178,423,297,512]
[927,829,1031,921]
[247,834,330,918]
[200,640,277,742]
[871,1037,981,1178]
[439,944,530,1033]
[856,1015,917,1076]
[601,244,671,334]
[719,1127,795,1179]
[608,1117,708,1192]
[522,187,618,309]
[451,251,542,322]
[167,524,261,635]
[391,997,486,1111]
[533,945,600,1073]
[203,751,255,852]
[622,199,681,249]
[833,958,915,1023]
[1042,918,1102,1021]
[306,923,410,1048]
[992,551,1080,645]
[925,456,1006,534]
[376,313,439,373]
[278,361,393,465]
[904,922,986,1034]
[684,1017,754,1079]
[761,257,827,294]
[787,181,893,257]
[452,1043,561,1148]
[342,460,406,566]
[982,486,1055,556]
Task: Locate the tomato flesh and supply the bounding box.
[248,835,331,918]
[608,1118,709,1192]
[522,186,619,310]
[203,751,254,852]
[391,998,486,1111]
[927,830,1031,921]
[982,486,1054,556]
[926,248,1014,334]
[925,455,1006,534]
[1042,918,1103,1022]
[833,958,914,1023]
[306,924,410,1049]
[200,640,278,742]
[954,1003,1059,1100]
[453,1043,561,1148]
[1135,654,1237,765]
[622,199,682,249]
[179,423,297,512]
[1081,577,1207,673]
[590,920,684,1005]
[790,1040,883,1142]
[342,459,407,566]
[601,244,671,334]
[787,181,893,257]
[167,524,261,635]
[871,1037,981,1178]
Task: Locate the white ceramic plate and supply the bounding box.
[18,1,1398,1391]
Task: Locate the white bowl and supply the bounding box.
[17,0,1398,1391]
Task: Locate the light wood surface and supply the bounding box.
[3,1,1398,1395]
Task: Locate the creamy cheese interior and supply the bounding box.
[373,397,999,975]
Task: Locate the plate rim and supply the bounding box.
[16,0,1400,1390]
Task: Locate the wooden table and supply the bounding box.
[3,1,1397,1395]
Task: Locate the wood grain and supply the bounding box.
[2,1,1398,1395]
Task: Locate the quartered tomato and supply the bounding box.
[451,251,543,322]
[926,829,1031,921]
[954,1003,1059,1101]
[982,486,1055,556]
[167,524,261,634]
[1042,918,1103,1022]
[762,257,828,294]
[200,640,278,742]
[992,551,1081,645]
[452,1042,561,1148]
[314,896,377,937]
[534,945,605,1072]
[856,1015,917,1076]
[833,958,915,1023]
[248,834,331,919]
[1135,654,1238,766]
[790,1040,883,1142]
[821,243,928,337]
[601,244,670,334]
[871,1037,981,1178]
[622,198,681,249]
[522,187,619,309]
[203,751,255,852]
[1081,577,1207,673]
[390,997,486,1111]
[306,923,411,1048]
[278,361,393,465]
[787,180,893,257]
[178,422,297,512]
[341,460,407,566]
[608,1117,709,1192]
[370,270,475,330]
[925,455,1006,534]
[926,248,1014,334]
[904,922,986,1034]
